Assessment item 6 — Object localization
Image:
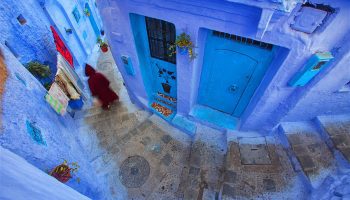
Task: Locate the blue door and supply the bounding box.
[130,14,177,119]
[198,31,275,117]
[85,3,100,39]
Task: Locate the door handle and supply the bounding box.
[228,85,238,93]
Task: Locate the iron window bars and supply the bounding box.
[145,17,176,64]
[213,31,273,50]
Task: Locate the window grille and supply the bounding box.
[145,17,176,64]
[213,31,273,50]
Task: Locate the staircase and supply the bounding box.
[75,94,350,200]
[279,114,350,198]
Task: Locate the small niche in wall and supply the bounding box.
[83,30,88,40]
[291,2,335,34]
[72,6,81,23]
[17,14,27,25]
[26,120,46,146]
[338,81,350,93]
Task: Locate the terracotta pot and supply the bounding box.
[100,45,108,53]
[162,83,171,93]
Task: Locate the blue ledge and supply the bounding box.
[190,105,238,130]
[172,115,197,137]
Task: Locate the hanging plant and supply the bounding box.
[97,37,109,53]
[84,8,90,17]
[169,32,197,60]
[49,160,80,183]
[26,61,51,78]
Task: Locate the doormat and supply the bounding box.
[151,102,173,117]
[157,92,177,103]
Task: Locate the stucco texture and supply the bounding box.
[0,45,102,199]
[0,49,8,129]
[97,0,350,132]
[0,0,57,76]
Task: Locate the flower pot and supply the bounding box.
[100,45,108,53]
[178,47,188,55]
[162,83,171,94]
[50,164,72,183]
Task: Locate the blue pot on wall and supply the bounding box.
[178,47,188,55]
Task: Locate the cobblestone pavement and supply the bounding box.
[75,50,343,199]
[322,120,350,162]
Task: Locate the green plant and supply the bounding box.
[44,82,52,91]
[169,32,197,60]
[84,8,90,16]
[97,37,107,47]
[26,61,51,78]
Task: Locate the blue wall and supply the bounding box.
[0,44,103,199]
[97,0,350,132]
[0,0,57,77]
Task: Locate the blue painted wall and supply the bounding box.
[0,0,57,78]
[43,0,103,68]
[0,45,103,199]
[97,0,350,132]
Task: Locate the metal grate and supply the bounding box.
[145,17,176,64]
[213,31,273,50]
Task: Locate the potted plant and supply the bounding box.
[26,61,51,78]
[169,32,197,60]
[97,37,109,53]
[84,8,90,17]
[49,160,80,183]
[156,64,175,94]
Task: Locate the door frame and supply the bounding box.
[191,28,289,129]
[129,13,178,120]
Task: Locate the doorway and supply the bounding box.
[130,14,177,120]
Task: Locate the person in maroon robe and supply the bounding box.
[85,64,118,109]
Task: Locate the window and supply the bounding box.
[72,6,81,23]
[17,14,27,25]
[145,17,176,64]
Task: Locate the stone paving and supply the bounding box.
[286,132,335,180]
[222,135,303,200]
[322,120,350,162]
[75,49,346,200]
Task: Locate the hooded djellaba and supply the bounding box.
[85,64,118,109]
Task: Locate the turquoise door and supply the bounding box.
[130,14,177,119]
[198,31,275,117]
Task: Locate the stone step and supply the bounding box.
[87,110,151,137]
[74,103,128,120]
[222,130,301,199]
[315,115,350,166]
[279,121,336,189]
[180,124,227,200]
